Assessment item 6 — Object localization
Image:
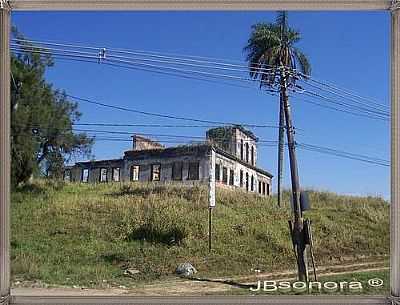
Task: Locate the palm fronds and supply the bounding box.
[243,11,311,88]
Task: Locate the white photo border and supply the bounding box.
[0,1,398,304]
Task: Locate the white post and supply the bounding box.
[0,1,11,303]
[209,148,216,208]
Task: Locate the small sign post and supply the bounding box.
[208,149,216,252]
[208,207,212,252]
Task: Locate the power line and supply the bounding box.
[10,38,391,170]
[297,80,389,115]
[65,94,281,128]
[87,137,391,167]
[14,37,388,116]
[72,123,267,128]
[13,38,389,122]
[11,38,277,74]
[298,142,388,163]
[15,42,274,76]
[13,46,388,125]
[297,143,389,167]
[11,45,264,85]
[294,70,389,110]
[14,120,284,130]
[11,48,278,94]
[12,123,279,143]
[16,122,388,163]
[296,82,389,116]
[289,93,389,121]
[302,90,388,119]
[13,45,388,125]
[15,47,387,133]
[12,124,388,167]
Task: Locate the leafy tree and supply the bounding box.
[243,11,311,207]
[11,28,93,186]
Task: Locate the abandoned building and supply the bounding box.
[64,126,273,196]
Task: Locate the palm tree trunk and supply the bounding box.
[281,71,308,282]
[277,93,285,207]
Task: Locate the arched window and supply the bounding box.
[240,139,244,160]
[251,175,254,191]
[245,172,249,191]
[251,146,255,166]
[245,142,249,163]
[229,169,234,186]
[215,164,221,181]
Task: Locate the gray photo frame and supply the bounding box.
[0,1,398,304]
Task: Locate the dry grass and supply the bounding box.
[10,180,389,288]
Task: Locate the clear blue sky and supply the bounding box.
[11,11,390,199]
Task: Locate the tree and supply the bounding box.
[10,27,94,187]
[244,12,311,281]
[244,12,311,209]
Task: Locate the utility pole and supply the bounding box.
[277,95,285,207]
[280,67,308,282]
[277,11,308,282]
[276,13,287,209]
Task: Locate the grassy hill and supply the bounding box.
[11,180,389,289]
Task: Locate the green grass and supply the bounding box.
[11,180,389,291]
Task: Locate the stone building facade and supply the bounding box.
[64,126,273,196]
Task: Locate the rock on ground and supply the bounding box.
[175,262,197,278]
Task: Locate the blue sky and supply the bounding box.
[11,11,390,198]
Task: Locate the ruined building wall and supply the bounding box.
[132,135,165,151]
[123,154,209,184]
[234,128,257,167]
[214,152,271,195]
[206,127,236,156]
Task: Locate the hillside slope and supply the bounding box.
[11,180,389,288]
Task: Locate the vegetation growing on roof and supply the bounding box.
[206,127,234,152]
[206,125,258,153]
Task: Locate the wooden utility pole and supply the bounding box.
[277,95,285,207]
[276,13,287,209]
[281,68,308,282]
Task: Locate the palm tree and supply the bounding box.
[244,11,311,282]
[244,11,311,209]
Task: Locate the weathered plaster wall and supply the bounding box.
[65,138,271,197]
[123,155,209,184]
[132,135,165,151]
[215,151,271,194]
[234,128,257,166]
